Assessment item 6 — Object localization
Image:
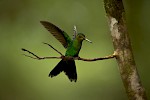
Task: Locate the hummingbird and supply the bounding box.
[40,21,92,82]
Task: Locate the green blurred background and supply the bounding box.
[0,0,150,100]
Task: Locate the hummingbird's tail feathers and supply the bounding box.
[63,60,77,82]
[49,60,64,77]
[49,60,77,82]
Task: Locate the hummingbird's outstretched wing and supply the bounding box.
[40,21,72,48]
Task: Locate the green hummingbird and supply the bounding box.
[40,21,92,82]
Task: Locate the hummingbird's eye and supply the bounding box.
[79,35,82,38]
[79,35,84,39]
[77,33,85,40]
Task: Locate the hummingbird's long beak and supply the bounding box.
[85,38,92,43]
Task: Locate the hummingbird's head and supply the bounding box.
[77,33,92,43]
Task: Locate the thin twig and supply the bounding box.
[43,42,63,56]
[22,48,63,60]
[22,43,64,60]
[23,54,62,60]
[76,53,116,61]
[22,43,116,61]
[22,48,40,58]
[22,48,116,61]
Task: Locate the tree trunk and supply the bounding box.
[103,0,147,99]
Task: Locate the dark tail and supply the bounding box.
[49,60,77,82]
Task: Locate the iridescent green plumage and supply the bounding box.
[40,21,91,82]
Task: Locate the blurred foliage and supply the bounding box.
[0,0,150,100]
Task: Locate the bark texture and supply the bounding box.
[103,0,147,99]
